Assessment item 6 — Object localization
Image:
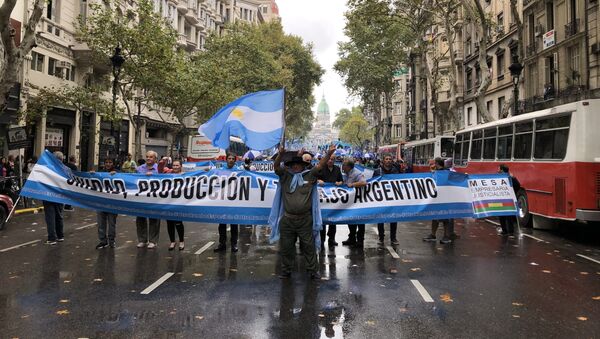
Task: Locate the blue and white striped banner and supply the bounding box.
[21,151,518,225]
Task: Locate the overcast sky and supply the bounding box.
[277,0,358,122]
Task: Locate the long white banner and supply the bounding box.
[21,151,518,225]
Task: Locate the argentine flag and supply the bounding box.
[199,89,284,151]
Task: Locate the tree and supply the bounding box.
[336,0,406,146]
[199,21,324,139]
[333,108,352,130]
[78,0,180,158]
[0,0,44,112]
[501,0,524,119]
[339,112,372,147]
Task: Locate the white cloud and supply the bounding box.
[277,0,359,122]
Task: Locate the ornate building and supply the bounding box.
[307,95,334,149]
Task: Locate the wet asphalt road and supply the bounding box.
[0,209,599,339]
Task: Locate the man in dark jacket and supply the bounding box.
[317,156,343,250]
[374,154,400,246]
[91,158,119,249]
[498,164,521,235]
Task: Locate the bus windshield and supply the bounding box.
[440,137,454,158]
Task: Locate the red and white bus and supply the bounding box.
[453,99,600,227]
[403,136,455,172]
[187,133,247,161]
[377,142,405,160]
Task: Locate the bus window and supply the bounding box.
[440,138,454,158]
[470,130,483,160]
[454,133,468,166]
[497,125,513,160]
[426,143,434,161]
[534,115,571,159]
[483,127,497,160]
[514,121,533,159]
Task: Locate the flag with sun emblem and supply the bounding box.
[199,89,285,151]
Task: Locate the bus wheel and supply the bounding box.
[517,190,532,228]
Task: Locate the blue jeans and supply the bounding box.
[43,201,64,241]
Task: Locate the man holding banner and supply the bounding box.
[135,151,161,249]
[273,143,336,280]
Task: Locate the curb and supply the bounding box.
[14,207,44,215]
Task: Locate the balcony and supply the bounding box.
[177,34,187,47]
[454,50,463,64]
[186,8,198,23]
[565,19,580,39]
[177,1,188,14]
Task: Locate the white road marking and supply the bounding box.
[75,223,97,230]
[484,219,500,226]
[195,241,215,255]
[522,233,547,243]
[0,240,41,252]
[140,272,175,295]
[576,254,600,265]
[411,280,434,303]
[386,246,400,259]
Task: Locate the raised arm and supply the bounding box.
[314,144,336,171]
[274,145,285,172]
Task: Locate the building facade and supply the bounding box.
[307,95,334,149]
[7,0,272,170]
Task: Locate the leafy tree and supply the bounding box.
[199,21,324,139]
[0,0,44,112]
[77,0,180,158]
[333,108,352,129]
[335,0,406,146]
[339,113,373,147]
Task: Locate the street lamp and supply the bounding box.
[110,46,125,162]
[508,54,523,116]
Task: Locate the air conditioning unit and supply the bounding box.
[56,61,70,68]
[592,43,600,55]
[534,24,544,37]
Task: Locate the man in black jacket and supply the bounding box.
[317,156,343,250]
[374,154,401,246]
[498,164,521,235]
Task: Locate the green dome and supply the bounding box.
[317,95,329,115]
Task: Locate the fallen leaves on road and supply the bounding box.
[440,293,454,303]
[192,273,203,277]
[9,276,19,279]
[529,262,539,266]
[93,278,103,282]
[399,307,408,313]
[84,258,91,261]
[401,259,413,263]
[21,315,30,319]
[410,268,421,272]
[512,302,524,306]
[577,316,588,321]
[580,272,589,275]
[365,320,376,325]
[59,299,69,303]
[318,314,325,318]
[542,270,552,274]
[56,310,70,315]
[63,280,71,284]
[512,315,520,318]
[194,315,204,320]
[229,268,238,272]
[592,296,600,300]
[389,268,398,274]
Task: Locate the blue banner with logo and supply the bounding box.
[21,151,518,226]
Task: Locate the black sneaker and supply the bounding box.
[328,241,338,247]
[109,241,116,248]
[440,237,452,244]
[342,239,356,246]
[96,242,108,249]
[309,272,322,280]
[231,245,238,253]
[45,240,57,245]
[278,272,291,279]
[213,245,226,253]
[57,238,64,242]
[422,235,436,242]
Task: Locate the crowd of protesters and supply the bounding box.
[37,146,520,280]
